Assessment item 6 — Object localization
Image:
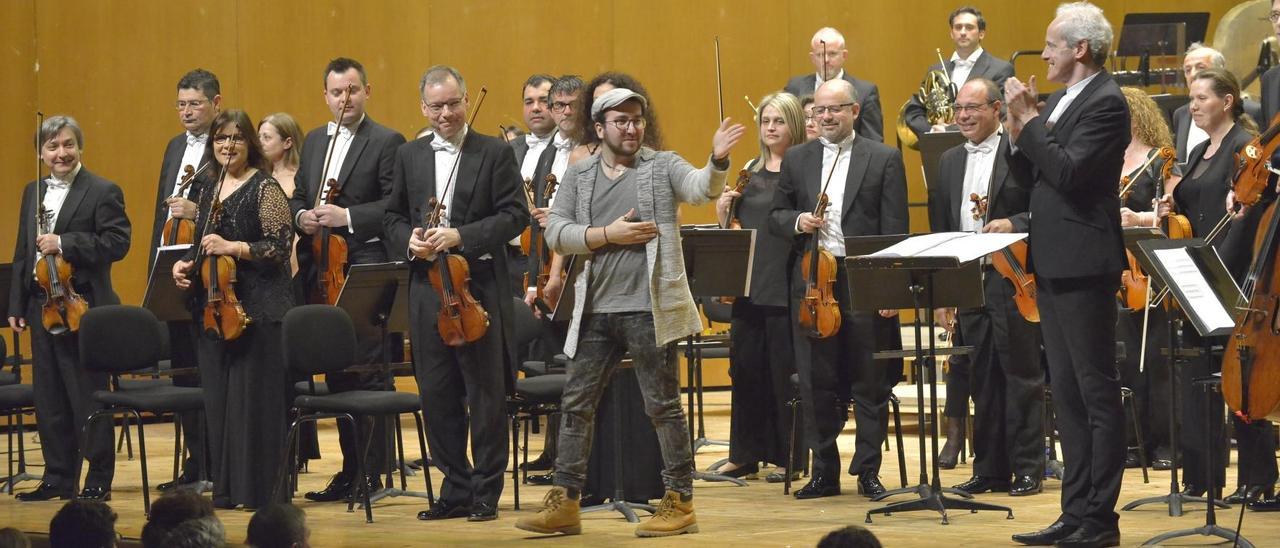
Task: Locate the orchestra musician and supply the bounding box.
[929,78,1045,498]
[289,58,407,503]
[711,92,806,482]
[383,65,526,522]
[784,27,885,142]
[1004,3,1129,546]
[1172,44,1263,167]
[150,68,221,492]
[902,6,1015,139]
[172,110,295,509]
[770,78,908,500]
[258,112,304,275]
[9,116,130,502]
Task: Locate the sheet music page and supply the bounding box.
[869,232,967,257]
[868,232,1026,263]
[1152,247,1235,333]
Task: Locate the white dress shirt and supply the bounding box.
[431,126,466,228]
[813,133,855,256]
[549,132,575,206]
[1045,71,1101,127]
[811,69,848,94]
[520,131,553,180]
[950,48,984,85]
[166,131,207,222]
[36,163,82,260]
[959,128,1002,232]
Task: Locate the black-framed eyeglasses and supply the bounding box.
[425,99,465,115]
[551,101,573,112]
[952,100,996,114]
[212,134,245,145]
[602,118,646,130]
[175,100,207,111]
[810,103,855,116]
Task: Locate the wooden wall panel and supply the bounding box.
[0,0,1245,309]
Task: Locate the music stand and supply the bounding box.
[0,263,40,493]
[848,234,1014,525]
[1131,238,1252,548]
[143,246,195,323]
[580,359,658,523]
[917,133,967,195]
[677,227,753,486]
[332,262,428,505]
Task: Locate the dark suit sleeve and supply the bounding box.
[904,70,932,139]
[61,182,131,268]
[289,132,317,234]
[783,77,804,99]
[383,144,414,261]
[879,148,909,234]
[1014,90,1129,196]
[347,131,407,242]
[858,83,885,143]
[456,142,528,253]
[8,185,35,318]
[769,148,805,244]
[990,59,1015,90]
[929,150,957,232]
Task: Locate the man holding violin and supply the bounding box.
[289,57,407,503]
[384,65,526,523]
[150,68,220,492]
[769,78,908,500]
[927,78,1045,498]
[9,115,131,502]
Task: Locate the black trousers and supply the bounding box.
[728,300,799,468]
[324,336,396,478]
[943,348,971,419]
[956,271,1045,479]
[1038,274,1124,532]
[168,320,205,477]
[1116,305,1172,458]
[26,298,115,491]
[792,263,902,479]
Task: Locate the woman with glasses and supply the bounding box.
[711,92,806,482]
[173,109,296,509]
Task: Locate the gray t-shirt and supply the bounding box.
[586,164,651,313]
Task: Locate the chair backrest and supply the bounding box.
[700,298,732,324]
[511,297,541,349]
[79,305,165,374]
[282,304,357,376]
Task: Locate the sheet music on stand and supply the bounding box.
[864,232,1027,268]
[1137,238,1244,337]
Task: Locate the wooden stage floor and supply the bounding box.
[2,390,1277,547]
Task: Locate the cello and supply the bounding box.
[424,87,491,347]
[309,84,356,305]
[161,162,212,246]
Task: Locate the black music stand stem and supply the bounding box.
[581,361,657,523]
[847,255,1012,525]
[1130,239,1252,547]
[0,264,40,493]
[333,263,429,505]
[678,228,753,486]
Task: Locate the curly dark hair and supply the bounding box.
[579,72,664,151]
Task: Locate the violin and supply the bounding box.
[1231,111,1280,207]
[309,84,356,305]
[798,193,841,338]
[35,206,89,335]
[193,165,249,341]
[1118,147,1174,310]
[724,169,750,230]
[532,174,561,315]
[424,198,490,346]
[970,193,1039,322]
[161,162,211,246]
[518,177,535,257]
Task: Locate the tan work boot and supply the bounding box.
[635,490,698,537]
[515,486,582,535]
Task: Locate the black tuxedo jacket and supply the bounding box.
[904,51,1016,138]
[510,138,530,166]
[1262,66,1280,126]
[770,136,908,298]
[784,73,885,143]
[524,138,560,275]
[1173,100,1263,164]
[290,117,406,270]
[1007,71,1129,278]
[9,168,132,318]
[929,132,1029,233]
[150,133,211,269]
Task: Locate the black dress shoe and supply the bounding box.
[1224,484,1273,504]
[1180,483,1221,499]
[520,453,554,472]
[347,476,384,502]
[1054,527,1119,547]
[15,482,72,502]
[1123,452,1142,469]
[77,486,111,501]
[1248,495,1280,511]
[525,472,553,486]
[157,470,200,492]
[467,501,498,522]
[952,475,1010,495]
[304,473,354,502]
[418,501,471,520]
[1012,520,1078,546]
[715,462,759,479]
[794,474,840,499]
[856,475,886,497]
[1009,475,1043,496]
[1150,458,1172,471]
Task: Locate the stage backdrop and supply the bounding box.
[0,0,1242,317]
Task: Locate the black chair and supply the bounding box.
[0,333,39,494]
[80,305,205,515]
[273,304,433,523]
[507,298,567,510]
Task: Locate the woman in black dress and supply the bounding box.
[711,92,806,481]
[173,109,296,509]
[1161,69,1276,503]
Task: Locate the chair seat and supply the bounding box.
[0,384,35,409]
[118,378,171,391]
[552,354,569,366]
[520,361,565,378]
[516,374,567,404]
[294,390,420,416]
[94,385,204,413]
[0,371,18,386]
[294,381,330,396]
[699,347,730,360]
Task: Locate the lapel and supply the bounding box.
[418,138,438,228]
[336,119,372,189]
[947,152,966,230]
[840,137,870,221]
[1049,71,1110,135]
[305,132,330,206]
[450,134,484,227]
[969,52,991,81]
[162,138,183,197]
[54,168,91,234]
[986,133,1011,212]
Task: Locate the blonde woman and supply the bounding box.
[259,113,303,273]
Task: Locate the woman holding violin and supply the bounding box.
[1158,69,1277,503]
[173,109,296,509]
[711,92,805,481]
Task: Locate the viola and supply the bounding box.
[197,197,249,341]
[161,162,211,246]
[424,199,489,346]
[798,193,841,338]
[34,206,89,334]
[724,169,750,230]
[309,84,356,305]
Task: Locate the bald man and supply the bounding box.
[783,27,884,142]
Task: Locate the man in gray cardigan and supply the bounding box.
[515,88,744,538]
